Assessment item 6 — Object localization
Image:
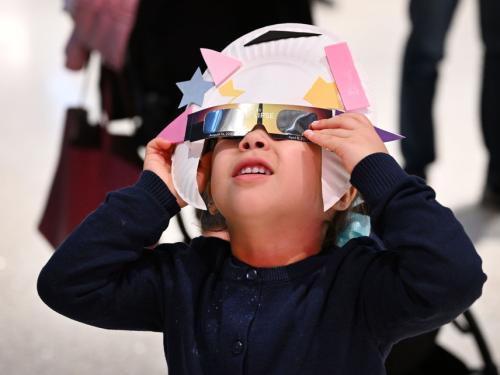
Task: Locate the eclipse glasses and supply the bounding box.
[185,103,342,142]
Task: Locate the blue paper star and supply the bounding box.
[176,68,215,108]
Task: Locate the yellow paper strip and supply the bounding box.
[219,80,245,103]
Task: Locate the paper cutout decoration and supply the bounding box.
[218,80,245,102]
[325,43,370,111]
[374,126,405,142]
[200,48,241,86]
[157,105,193,144]
[170,24,406,213]
[244,30,321,47]
[176,68,214,108]
[304,77,344,110]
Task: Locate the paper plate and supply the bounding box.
[172,23,374,211]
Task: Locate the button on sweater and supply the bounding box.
[37,153,486,374]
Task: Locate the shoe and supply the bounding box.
[480,185,500,211]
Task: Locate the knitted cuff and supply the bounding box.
[350,153,409,207]
[135,170,181,217]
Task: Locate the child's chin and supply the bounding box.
[231,197,289,218]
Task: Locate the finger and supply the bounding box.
[314,128,352,138]
[152,137,174,150]
[148,136,172,147]
[311,111,373,130]
[303,129,352,142]
[147,138,176,156]
[310,115,359,131]
[303,130,343,151]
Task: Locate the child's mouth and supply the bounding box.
[232,158,274,178]
[237,166,273,176]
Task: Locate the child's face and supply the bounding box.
[209,128,327,223]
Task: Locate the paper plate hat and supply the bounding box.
[158,23,403,211]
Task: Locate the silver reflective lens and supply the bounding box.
[203,108,245,135]
[277,110,318,135]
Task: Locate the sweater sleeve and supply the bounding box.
[37,170,181,332]
[349,153,486,346]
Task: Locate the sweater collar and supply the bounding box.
[195,235,377,283]
[205,237,336,283]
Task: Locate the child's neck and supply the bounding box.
[227,217,327,268]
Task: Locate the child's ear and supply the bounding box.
[332,186,358,211]
[197,151,213,194]
[205,186,219,216]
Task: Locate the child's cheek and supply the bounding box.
[209,162,226,207]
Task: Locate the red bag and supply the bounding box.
[38,107,141,249]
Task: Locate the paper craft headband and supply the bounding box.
[158,23,403,211]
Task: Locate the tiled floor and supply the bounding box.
[0,0,498,374]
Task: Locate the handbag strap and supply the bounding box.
[78,63,92,107]
[75,53,105,126]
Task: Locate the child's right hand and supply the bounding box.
[144,138,187,208]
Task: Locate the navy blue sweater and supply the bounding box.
[37,153,486,374]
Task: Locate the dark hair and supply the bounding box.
[195,190,228,232]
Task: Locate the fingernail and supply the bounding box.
[304,130,313,136]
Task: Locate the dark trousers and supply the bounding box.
[400,0,500,190]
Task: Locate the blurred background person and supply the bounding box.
[390,1,500,374]
[399,0,500,210]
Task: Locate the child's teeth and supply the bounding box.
[238,165,272,175]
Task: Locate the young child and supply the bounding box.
[38,24,486,374]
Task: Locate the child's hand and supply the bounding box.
[144,138,187,208]
[303,113,388,173]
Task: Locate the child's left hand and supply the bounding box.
[303,113,388,173]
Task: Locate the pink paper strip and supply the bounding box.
[157,106,193,144]
[325,43,369,111]
[200,48,241,86]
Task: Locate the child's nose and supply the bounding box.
[239,126,271,150]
